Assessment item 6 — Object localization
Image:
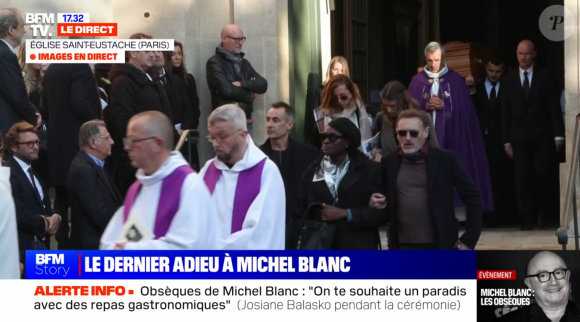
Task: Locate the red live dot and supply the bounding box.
[129,290,134,295]
[30,54,36,60]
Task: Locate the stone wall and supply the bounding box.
[3,0,289,163]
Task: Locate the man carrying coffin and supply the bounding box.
[199,104,285,250]
[100,111,216,250]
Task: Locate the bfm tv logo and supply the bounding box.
[35,254,70,277]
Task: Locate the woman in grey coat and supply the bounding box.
[372,81,438,161]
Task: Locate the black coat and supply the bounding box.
[42,63,102,186]
[67,152,122,250]
[501,68,564,144]
[381,148,483,249]
[9,159,53,260]
[260,137,319,217]
[171,69,200,129]
[109,63,172,154]
[0,40,37,139]
[294,153,386,249]
[162,72,194,129]
[206,47,268,119]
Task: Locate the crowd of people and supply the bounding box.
[0,7,566,278]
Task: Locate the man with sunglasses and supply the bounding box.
[206,24,268,136]
[500,251,578,321]
[6,122,61,274]
[375,109,482,250]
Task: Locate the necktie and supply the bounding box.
[523,71,530,100]
[28,167,44,211]
[489,83,497,109]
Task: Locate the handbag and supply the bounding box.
[30,236,48,250]
[296,203,336,250]
[37,122,48,150]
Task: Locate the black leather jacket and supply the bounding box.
[206,47,268,119]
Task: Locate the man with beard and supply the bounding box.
[199,104,285,249]
[500,251,579,321]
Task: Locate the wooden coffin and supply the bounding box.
[443,41,487,80]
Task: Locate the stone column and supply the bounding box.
[562,0,579,235]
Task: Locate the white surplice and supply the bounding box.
[198,136,286,250]
[0,166,20,278]
[100,152,218,250]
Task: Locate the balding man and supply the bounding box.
[100,111,216,250]
[199,104,285,249]
[500,251,578,321]
[0,8,39,149]
[501,40,564,230]
[206,24,268,136]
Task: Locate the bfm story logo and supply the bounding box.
[35,253,70,277]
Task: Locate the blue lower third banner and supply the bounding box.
[26,250,477,280]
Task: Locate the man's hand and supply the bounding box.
[369,193,386,209]
[465,75,475,87]
[321,204,348,221]
[504,143,513,159]
[455,240,471,250]
[427,96,443,110]
[232,81,241,87]
[47,215,61,235]
[35,113,42,128]
[556,140,563,153]
[372,148,382,162]
[114,241,131,250]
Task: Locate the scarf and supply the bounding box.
[323,99,373,143]
[314,155,351,203]
[424,64,449,97]
[397,141,429,164]
[216,45,243,78]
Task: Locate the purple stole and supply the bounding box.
[203,158,267,234]
[123,165,194,239]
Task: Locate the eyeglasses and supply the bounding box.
[123,137,156,148]
[320,133,345,143]
[397,130,420,138]
[17,140,41,149]
[226,36,247,44]
[527,269,568,283]
[335,95,351,102]
[207,129,241,144]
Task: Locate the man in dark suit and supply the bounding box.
[68,120,121,250]
[374,109,482,250]
[472,56,517,227]
[0,8,39,150]
[6,122,61,270]
[501,40,565,230]
[42,62,102,249]
[259,102,319,249]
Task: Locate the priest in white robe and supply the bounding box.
[199,104,286,250]
[100,111,217,250]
